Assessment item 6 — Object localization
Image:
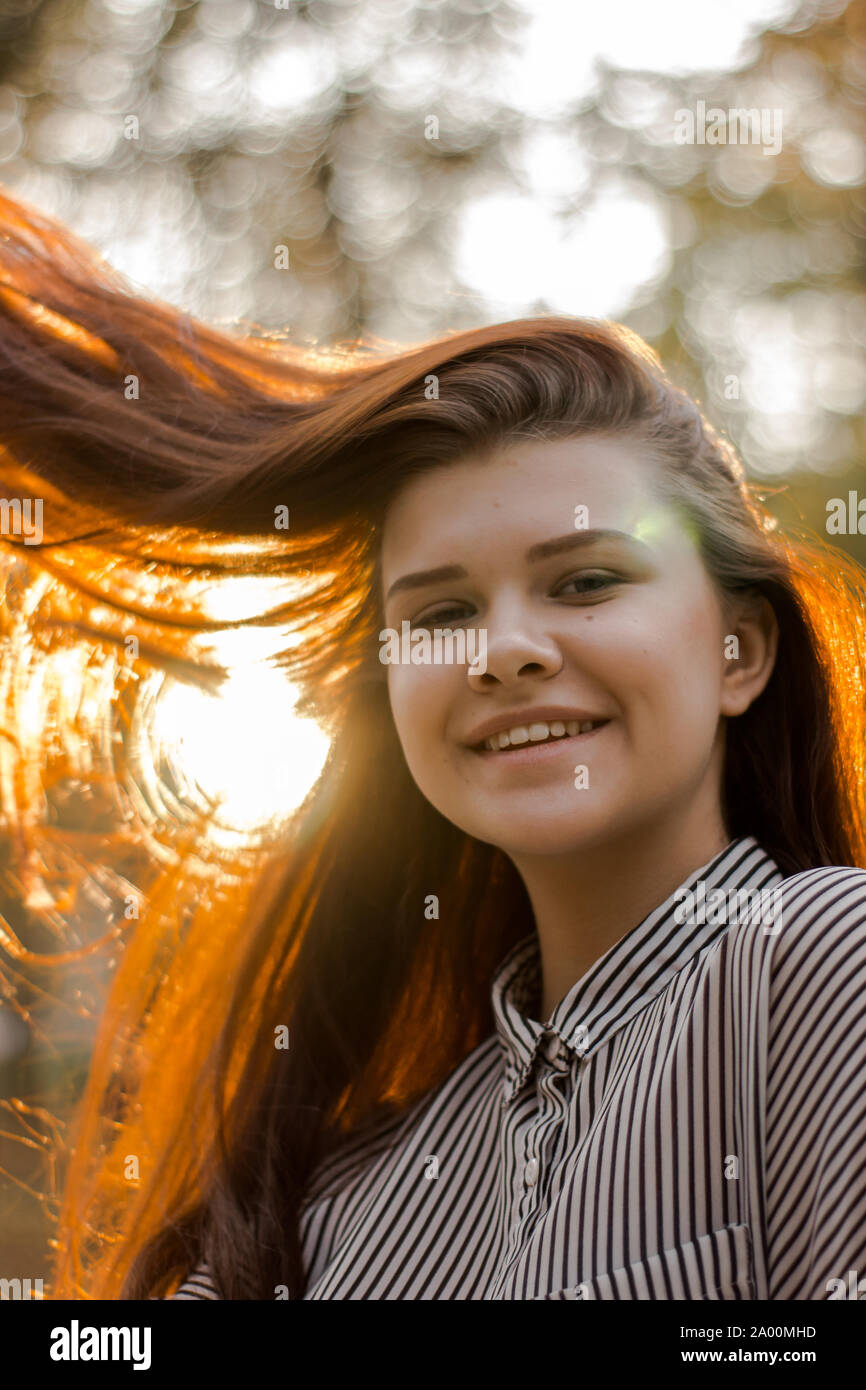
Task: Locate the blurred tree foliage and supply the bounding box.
[0,0,862,560]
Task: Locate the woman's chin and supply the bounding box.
[466,813,615,860]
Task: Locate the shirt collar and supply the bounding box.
[490,835,784,1104]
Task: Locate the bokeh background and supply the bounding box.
[0,0,864,1292]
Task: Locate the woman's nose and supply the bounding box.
[466,611,563,688]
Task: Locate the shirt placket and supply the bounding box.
[524,1031,573,1199]
[492,1030,575,1296]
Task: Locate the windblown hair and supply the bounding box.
[0,187,863,1300]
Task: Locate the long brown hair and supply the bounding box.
[0,186,863,1300]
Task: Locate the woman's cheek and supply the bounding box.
[387,663,454,755]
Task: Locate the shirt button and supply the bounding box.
[525,1158,539,1186]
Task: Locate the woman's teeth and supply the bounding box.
[483,719,600,751]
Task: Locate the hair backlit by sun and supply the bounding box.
[145,576,332,840]
[150,663,329,836]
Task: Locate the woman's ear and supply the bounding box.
[720,591,779,717]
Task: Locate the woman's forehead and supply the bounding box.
[380,436,672,578]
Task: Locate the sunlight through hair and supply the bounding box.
[149,666,329,837]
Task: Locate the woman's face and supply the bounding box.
[380,434,759,859]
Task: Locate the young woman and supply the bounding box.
[0,188,864,1301]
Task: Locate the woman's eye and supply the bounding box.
[408,576,618,626]
[555,572,619,597]
[409,605,471,630]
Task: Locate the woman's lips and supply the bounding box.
[470,720,610,766]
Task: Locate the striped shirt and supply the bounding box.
[168,835,866,1300]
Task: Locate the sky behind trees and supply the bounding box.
[0,0,862,505]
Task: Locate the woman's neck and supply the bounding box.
[511,808,732,1021]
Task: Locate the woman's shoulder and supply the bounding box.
[165,1264,221,1300]
[303,1032,504,1201]
[745,862,866,1037]
[769,862,866,948]
[723,861,866,948]
[777,861,866,895]
[719,860,866,1000]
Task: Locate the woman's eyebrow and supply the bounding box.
[384,529,649,601]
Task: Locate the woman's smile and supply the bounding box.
[468,716,612,768]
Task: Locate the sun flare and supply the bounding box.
[150,663,329,832]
